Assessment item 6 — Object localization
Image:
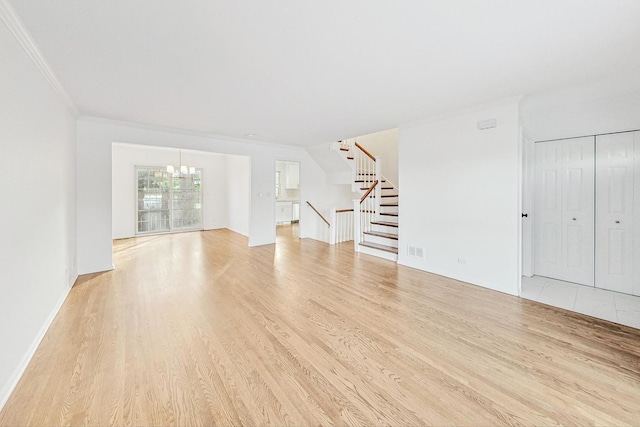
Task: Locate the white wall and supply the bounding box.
[521,76,640,142]
[226,155,250,236]
[111,144,229,239]
[398,98,521,295]
[77,118,336,273]
[0,23,77,408]
[356,128,399,187]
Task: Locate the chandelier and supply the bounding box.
[166,149,195,177]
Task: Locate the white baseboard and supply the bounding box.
[0,275,77,411]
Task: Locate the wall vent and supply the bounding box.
[407,246,424,258]
[477,119,497,130]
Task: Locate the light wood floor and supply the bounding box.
[1,227,639,426]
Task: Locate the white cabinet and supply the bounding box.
[285,163,299,189]
[534,137,595,286]
[276,201,293,224]
[595,131,640,295]
[292,202,300,222]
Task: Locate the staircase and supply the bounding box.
[337,139,399,261]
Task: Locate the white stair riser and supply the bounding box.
[370,224,398,234]
[378,215,398,223]
[358,245,398,261]
[363,234,399,248]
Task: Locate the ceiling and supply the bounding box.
[8,0,640,146]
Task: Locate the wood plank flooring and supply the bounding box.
[1,226,639,426]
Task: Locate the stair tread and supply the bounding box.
[381,194,398,198]
[355,179,386,183]
[380,212,398,217]
[360,242,399,254]
[380,202,398,206]
[347,157,354,160]
[363,231,398,240]
[371,221,398,227]
[339,147,349,151]
[360,187,394,190]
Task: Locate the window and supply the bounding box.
[136,166,202,234]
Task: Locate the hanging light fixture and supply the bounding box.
[167,149,194,178]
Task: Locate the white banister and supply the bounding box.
[329,207,337,245]
[327,207,355,245]
[375,155,382,221]
[335,209,354,243]
[353,198,361,251]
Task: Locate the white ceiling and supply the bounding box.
[8,0,640,146]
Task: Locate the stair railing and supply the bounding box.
[351,141,384,251]
[306,202,354,244]
[353,142,377,190]
[336,139,396,252]
[306,201,330,227]
[329,208,354,244]
[354,180,378,251]
[339,138,355,158]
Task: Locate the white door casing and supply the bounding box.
[521,134,535,277]
[534,137,595,286]
[595,131,638,295]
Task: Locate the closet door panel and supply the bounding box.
[534,142,563,279]
[596,132,636,294]
[534,137,594,286]
[561,137,595,286]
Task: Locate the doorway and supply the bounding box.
[275,160,300,239]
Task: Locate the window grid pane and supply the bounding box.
[135,166,203,234]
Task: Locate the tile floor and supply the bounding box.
[521,275,640,330]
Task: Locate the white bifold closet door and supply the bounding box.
[534,137,595,286]
[595,131,640,295]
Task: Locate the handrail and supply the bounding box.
[360,180,378,203]
[306,201,330,227]
[336,208,354,213]
[355,142,376,161]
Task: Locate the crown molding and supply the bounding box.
[0,0,79,117]
[400,95,524,130]
[78,115,306,151]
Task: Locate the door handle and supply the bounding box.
[615,220,620,224]
[572,218,576,221]
[522,213,528,218]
